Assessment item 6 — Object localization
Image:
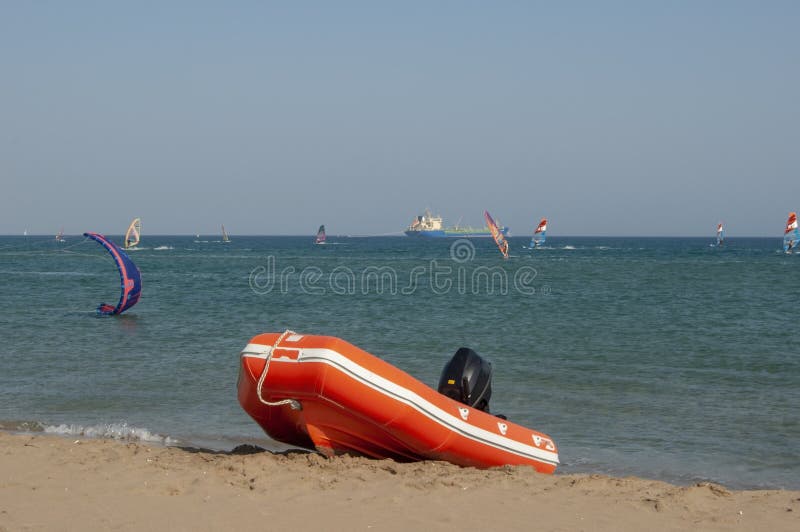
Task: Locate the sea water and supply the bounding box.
[0,235,797,490]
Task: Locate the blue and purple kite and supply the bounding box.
[83,232,142,315]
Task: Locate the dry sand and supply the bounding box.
[1,431,798,531]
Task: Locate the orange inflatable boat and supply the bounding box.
[237,331,559,473]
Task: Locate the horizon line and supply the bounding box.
[0,233,785,239]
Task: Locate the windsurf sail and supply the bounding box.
[484,210,509,259]
[83,232,142,315]
[222,224,230,243]
[784,212,798,253]
[531,218,547,248]
[716,223,724,246]
[55,228,65,243]
[315,225,326,244]
[124,218,141,249]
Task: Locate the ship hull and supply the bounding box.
[405,228,509,238]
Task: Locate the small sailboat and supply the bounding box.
[315,225,326,245]
[784,212,798,253]
[55,228,66,243]
[222,225,231,243]
[484,210,509,259]
[530,218,547,248]
[715,223,724,247]
[124,218,141,250]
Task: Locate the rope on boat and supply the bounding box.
[255,329,302,410]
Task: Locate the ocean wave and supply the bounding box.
[0,420,46,432]
[43,423,179,445]
[0,270,101,277]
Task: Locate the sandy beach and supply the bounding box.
[1,432,797,531]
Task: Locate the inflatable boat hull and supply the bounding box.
[238,332,559,473]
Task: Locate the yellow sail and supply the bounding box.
[124,218,141,249]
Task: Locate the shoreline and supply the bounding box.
[1,431,798,531]
[12,421,793,492]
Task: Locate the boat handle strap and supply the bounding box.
[255,329,302,410]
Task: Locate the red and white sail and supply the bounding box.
[531,218,547,247]
[784,212,798,253]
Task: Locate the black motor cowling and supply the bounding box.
[437,347,493,412]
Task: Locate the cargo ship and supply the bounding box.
[405,209,509,238]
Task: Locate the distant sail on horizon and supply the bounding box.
[484,210,509,259]
[315,225,326,244]
[531,218,547,248]
[124,218,141,249]
[784,212,798,253]
[716,222,724,246]
[222,224,230,243]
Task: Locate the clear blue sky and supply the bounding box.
[2,1,798,236]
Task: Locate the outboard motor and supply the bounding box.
[437,347,493,413]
